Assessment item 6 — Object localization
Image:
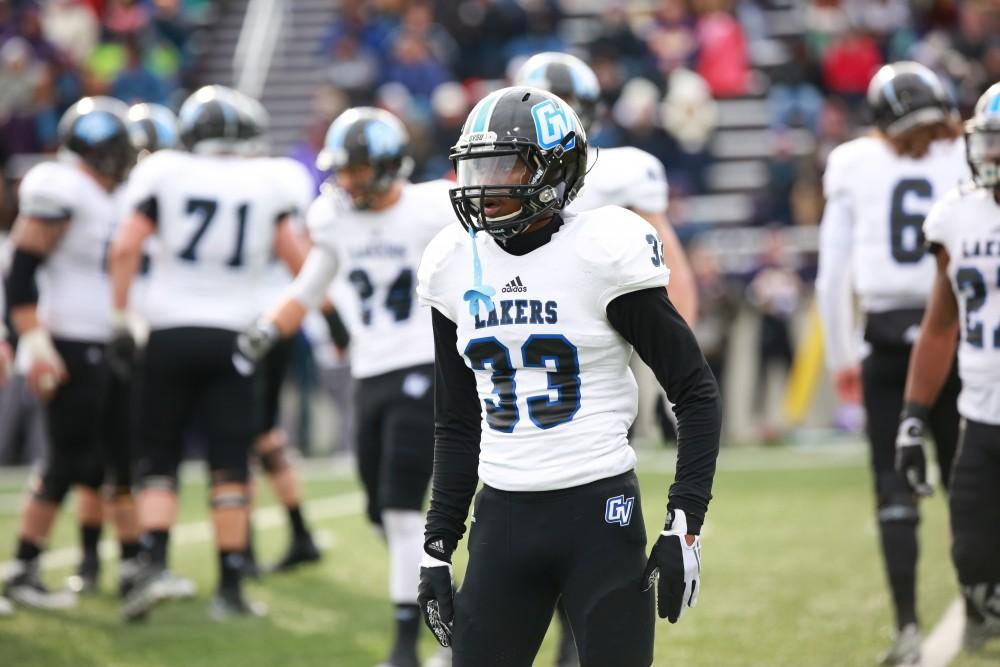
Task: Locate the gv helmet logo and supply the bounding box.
[531,100,576,150]
[605,495,635,527]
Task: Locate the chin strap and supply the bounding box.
[462,226,496,318]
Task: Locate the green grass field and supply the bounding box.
[0,444,997,667]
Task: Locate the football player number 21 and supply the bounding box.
[956,266,1000,349]
[465,335,581,432]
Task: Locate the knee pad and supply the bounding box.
[876,474,919,523]
[139,474,178,493]
[257,438,291,475]
[210,486,250,510]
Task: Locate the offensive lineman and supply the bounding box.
[109,85,309,620]
[514,51,699,666]
[67,101,184,596]
[896,82,1000,653]
[235,107,453,667]
[2,98,138,610]
[815,62,969,664]
[415,87,721,667]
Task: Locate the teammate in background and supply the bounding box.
[514,50,700,667]
[109,85,309,620]
[234,107,454,667]
[67,101,184,597]
[2,98,139,611]
[815,62,969,665]
[0,261,12,617]
[896,82,1000,653]
[415,86,721,667]
[246,151,322,575]
[514,51,697,326]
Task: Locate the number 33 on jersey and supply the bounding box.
[417,205,670,492]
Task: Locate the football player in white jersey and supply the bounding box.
[235,107,455,667]
[514,51,701,667]
[895,81,1000,654]
[65,101,185,598]
[414,87,721,667]
[109,85,309,621]
[2,97,139,611]
[815,62,970,664]
[514,52,697,325]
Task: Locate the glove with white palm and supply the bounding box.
[642,508,701,623]
[896,402,933,497]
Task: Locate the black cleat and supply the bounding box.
[879,623,921,666]
[268,534,321,574]
[4,562,77,610]
[209,588,268,621]
[121,565,174,622]
[66,554,101,594]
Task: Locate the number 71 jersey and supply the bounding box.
[417,206,670,492]
[125,150,303,331]
[924,186,1000,425]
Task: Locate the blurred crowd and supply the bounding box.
[0,0,213,158]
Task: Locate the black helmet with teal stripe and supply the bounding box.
[449,86,587,241]
[966,82,1000,192]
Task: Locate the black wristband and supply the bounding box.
[901,401,930,422]
[423,536,456,563]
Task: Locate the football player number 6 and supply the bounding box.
[465,335,581,432]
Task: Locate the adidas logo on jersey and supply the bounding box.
[502,276,527,293]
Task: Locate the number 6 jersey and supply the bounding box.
[417,206,670,492]
[924,186,1000,425]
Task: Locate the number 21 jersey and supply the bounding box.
[417,206,670,492]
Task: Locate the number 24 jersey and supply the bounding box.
[417,206,670,492]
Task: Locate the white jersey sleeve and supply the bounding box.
[19,162,79,219]
[575,206,671,309]
[417,222,467,322]
[922,187,959,251]
[816,182,858,371]
[570,146,669,214]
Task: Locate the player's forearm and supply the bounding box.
[659,217,698,326]
[11,304,43,336]
[284,245,339,313]
[266,297,308,338]
[903,322,958,407]
[816,194,856,371]
[424,308,483,559]
[606,288,721,532]
[108,242,142,310]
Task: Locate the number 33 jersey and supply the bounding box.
[417,206,671,492]
[924,186,1000,425]
[823,136,969,312]
[124,150,303,332]
[307,179,454,379]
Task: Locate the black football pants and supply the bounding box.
[452,471,655,667]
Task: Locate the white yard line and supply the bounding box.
[0,491,362,579]
[921,598,965,667]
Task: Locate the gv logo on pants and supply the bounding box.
[605,495,635,527]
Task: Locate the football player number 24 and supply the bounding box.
[465,335,581,432]
[956,266,1000,349]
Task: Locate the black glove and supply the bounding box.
[896,401,933,497]
[106,311,138,381]
[417,552,455,648]
[642,509,701,623]
[323,307,350,350]
[232,320,279,377]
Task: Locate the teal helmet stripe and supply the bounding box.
[990,90,1000,114]
[470,90,504,133]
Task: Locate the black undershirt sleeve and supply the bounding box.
[423,307,483,561]
[136,196,158,226]
[606,287,721,534]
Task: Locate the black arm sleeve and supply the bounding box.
[424,307,482,561]
[5,248,45,308]
[136,196,158,225]
[606,287,721,534]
